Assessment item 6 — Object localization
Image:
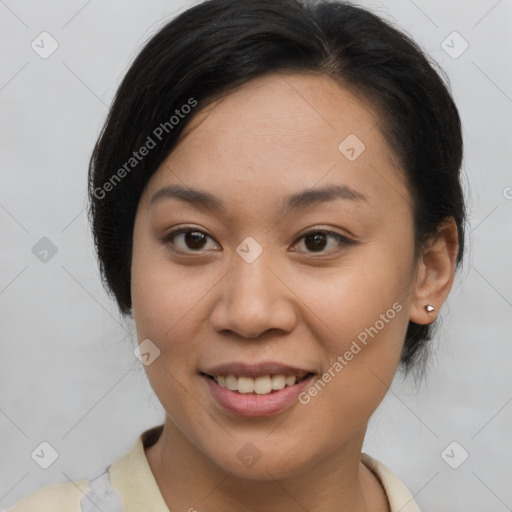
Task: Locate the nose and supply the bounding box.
[209,248,298,339]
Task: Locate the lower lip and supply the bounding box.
[202,375,315,417]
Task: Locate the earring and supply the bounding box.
[425,304,435,312]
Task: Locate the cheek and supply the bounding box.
[131,232,203,340]
[294,251,410,346]
[131,246,205,424]
[290,251,411,409]
[130,239,226,392]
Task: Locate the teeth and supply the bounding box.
[213,374,306,395]
[225,375,238,391]
[285,375,296,386]
[271,375,285,390]
[238,376,255,393]
[254,376,272,395]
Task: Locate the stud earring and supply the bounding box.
[425,304,435,312]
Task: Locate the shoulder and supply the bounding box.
[361,453,422,512]
[4,479,90,512]
[5,425,163,512]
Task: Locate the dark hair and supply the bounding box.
[87,0,466,375]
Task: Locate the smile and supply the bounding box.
[203,373,314,395]
[199,362,317,417]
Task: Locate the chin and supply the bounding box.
[201,436,324,481]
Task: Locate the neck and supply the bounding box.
[144,419,387,512]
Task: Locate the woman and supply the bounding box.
[8,0,465,510]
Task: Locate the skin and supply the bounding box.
[131,71,459,512]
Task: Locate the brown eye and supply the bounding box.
[183,231,208,250]
[293,230,354,254]
[162,228,218,253]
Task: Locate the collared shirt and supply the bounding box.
[6,424,421,512]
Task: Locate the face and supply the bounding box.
[131,72,419,479]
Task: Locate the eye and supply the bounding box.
[291,229,354,254]
[162,227,355,255]
[162,227,219,253]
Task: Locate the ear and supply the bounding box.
[409,217,459,325]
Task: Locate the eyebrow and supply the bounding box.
[149,183,368,213]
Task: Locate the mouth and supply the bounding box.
[199,361,317,417]
[200,372,316,395]
[201,365,317,417]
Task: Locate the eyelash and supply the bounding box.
[161,226,355,255]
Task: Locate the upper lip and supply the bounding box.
[201,361,316,379]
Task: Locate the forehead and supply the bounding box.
[178,71,382,150]
[143,72,407,215]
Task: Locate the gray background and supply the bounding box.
[1,0,511,510]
